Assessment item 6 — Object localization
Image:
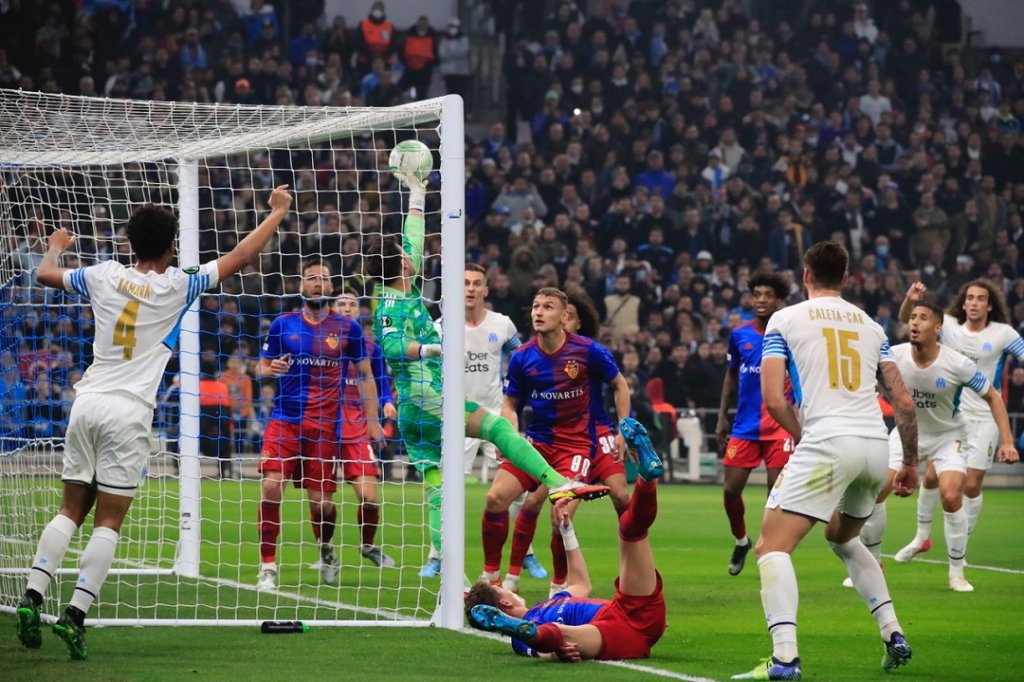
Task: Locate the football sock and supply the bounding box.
[549,532,567,585]
[963,493,982,536]
[619,477,657,542]
[944,507,968,573]
[507,507,540,577]
[860,501,887,562]
[69,526,119,615]
[259,500,281,563]
[759,551,799,663]
[913,485,938,544]
[320,503,337,545]
[27,513,78,597]
[481,510,509,574]
[509,491,526,522]
[829,538,899,638]
[425,480,442,555]
[530,623,565,652]
[359,503,379,547]
[723,490,746,540]
[479,412,567,489]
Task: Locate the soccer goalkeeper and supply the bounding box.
[369,162,608,577]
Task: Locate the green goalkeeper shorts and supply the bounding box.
[397,398,482,473]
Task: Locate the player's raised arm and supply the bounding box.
[36,228,77,289]
[554,498,592,599]
[898,282,926,324]
[215,185,292,280]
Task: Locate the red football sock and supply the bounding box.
[530,623,565,652]
[724,490,746,540]
[550,531,567,584]
[259,500,281,563]
[320,503,337,545]
[481,510,509,574]
[358,503,379,547]
[310,507,322,543]
[619,477,658,542]
[507,507,540,577]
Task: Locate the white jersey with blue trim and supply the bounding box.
[63,259,220,407]
[763,295,890,443]
[464,309,520,413]
[891,343,988,436]
[941,314,1024,421]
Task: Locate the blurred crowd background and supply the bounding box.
[4,0,1024,461]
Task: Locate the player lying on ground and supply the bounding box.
[369,157,609,576]
[17,185,293,659]
[846,302,1018,593]
[466,448,666,661]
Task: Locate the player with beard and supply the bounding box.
[256,259,382,590]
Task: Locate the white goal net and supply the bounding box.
[0,88,466,627]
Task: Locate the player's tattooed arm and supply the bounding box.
[36,228,76,289]
[878,361,918,466]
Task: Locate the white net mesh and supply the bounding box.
[0,88,457,626]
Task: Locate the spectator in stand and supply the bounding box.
[634,150,675,200]
[355,1,397,79]
[493,175,548,224]
[400,16,437,100]
[604,275,641,345]
[438,18,470,100]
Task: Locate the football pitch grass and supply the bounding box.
[2,481,1021,681]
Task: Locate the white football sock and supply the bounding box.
[427,545,441,561]
[737,535,750,546]
[914,485,939,544]
[26,514,79,597]
[758,551,799,662]
[944,507,968,573]
[860,501,887,562]
[963,493,983,536]
[829,538,900,639]
[68,526,119,615]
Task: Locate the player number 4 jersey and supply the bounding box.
[940,315,1024,420]
[763,296,889,443]
[63,260,220,407]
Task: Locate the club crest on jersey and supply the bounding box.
[488,332,498,343]
[564,359,579,379]
[935,377,947,388]
[983,342,993,352]
[325,334,339,350]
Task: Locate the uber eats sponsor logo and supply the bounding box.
[466,350,490,373]
[912,387,937,409]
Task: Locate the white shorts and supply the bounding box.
[63,392,154,497]
[964,419,998,471]
[888,429,967,476]
[767,435,888,522]
[464,437,498,475]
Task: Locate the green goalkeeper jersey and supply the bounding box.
[373,212,442,406]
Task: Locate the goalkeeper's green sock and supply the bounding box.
[424,467,443,554]
[479,412,568,490]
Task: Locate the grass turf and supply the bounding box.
[2,482,1021,681]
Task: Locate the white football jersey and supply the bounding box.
[64,260,220,407]
[891,343,988,436]
[763,296,890,443]
[940,314,1024,420]
[464,309,520,412]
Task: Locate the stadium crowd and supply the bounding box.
[4,0,1024,452]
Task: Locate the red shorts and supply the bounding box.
[592,572,667,660]
[498,440,594,492]
[589,423,625,483]
[724,437,793,470]
[259,420,379,492]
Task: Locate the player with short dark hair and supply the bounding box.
[715,272,793,576]
[18,186,293,659]
[256,259,384,590]
[466,458,665,661]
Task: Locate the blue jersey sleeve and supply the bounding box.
[728,330,741,371]
[262,317,284,359]
[344,317,366,362]
[372,343,394,407]
[589,341,620,383]
[504,349,525,399]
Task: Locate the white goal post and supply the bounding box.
[0,88,465,628]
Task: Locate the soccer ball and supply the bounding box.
[388,139,433,182]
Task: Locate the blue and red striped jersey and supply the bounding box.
[728,321,790,441]
[511,591,610,656]
[261,311,365,427]
[339,337,393,441]
[505,332,620,451]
